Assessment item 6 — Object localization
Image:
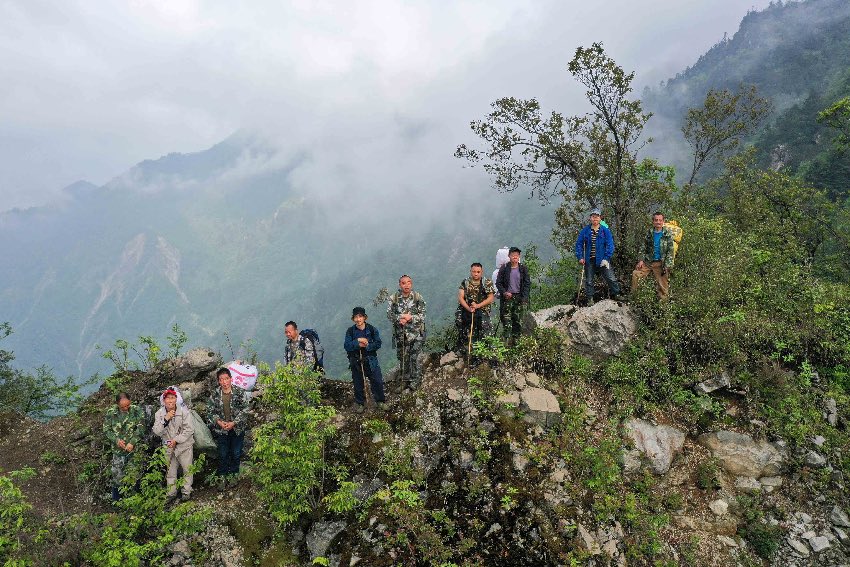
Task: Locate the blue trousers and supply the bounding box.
[585,258,621,298]
[215,430,244,476]
[350,354,385,405]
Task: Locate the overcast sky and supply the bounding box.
[0,0,772,212]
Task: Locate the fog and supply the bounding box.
[1,0,773,212]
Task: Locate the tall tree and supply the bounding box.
[455,43,669,270]
[682,85,772,185]
[817,96,850,151]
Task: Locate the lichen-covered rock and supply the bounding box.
[306,520,347,562]
[567,300,636,357]
[623,419,685,475]
[698,430,783,477]
[528,304,577,332]
[160,348,220,383]
[519,387,561,428]
[695,370,731,394]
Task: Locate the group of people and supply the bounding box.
[102,210,675,501]
[576,208,676,303]
[103,366,248,504]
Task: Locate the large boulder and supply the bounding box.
[528,305,577,333]
[623,419,686,475]
[159,348,221,383]
[698,431,784,477]
[567,300,636,357]
[520,387,562,428]
[306,520,347,562]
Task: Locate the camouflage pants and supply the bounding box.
[456,309,492,358]
[111,452,131,487]
[499,298,527,344]
[396,335,423,388]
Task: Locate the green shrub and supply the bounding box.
[251,363,337,527]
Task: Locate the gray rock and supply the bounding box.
[621,449,643,475]
[759,476,783,487]
[623,419,686,475]
[734,476,762,493]
[826,398,838,427]
[524,372,541,387]
[447,388,463,402]
[804,451,827,468]
[519,388,562,428]
[788,538,810,557]
[567,300,637,357]
[695,370,732,394]
[831,506,850,528]
[813,435,826,447]
[349,556,361,566]
[802,531,817,541]
[576,524,602,555]
[162,348,220,382]
[510,372,527,390]
[698,430,783,477]
[529,304,577,332]
[439,351,459,366]
[709,499,729,516]
[512,453,529,472]
[833,526,848,543]
[717,535,738,547]
[306,520,347,561]
[497,391,520,407]
[810,536,831,553]
[602,539,619,557]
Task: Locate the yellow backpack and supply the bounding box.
[664,220,683,259]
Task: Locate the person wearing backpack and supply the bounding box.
[631,211,676,299]
[496,247,531,347]
[284,321,324,373]
[387,275,427,392]
[575,208,625,306]
[152,387,195,504]
[344,307,388,413]
[207,367,250,486]
[456,263,496,361]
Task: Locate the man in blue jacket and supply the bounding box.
[574,208,625,305]
[344,307,388,413]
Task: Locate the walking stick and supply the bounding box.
[400,331,407,395]
[466,309,475,368]
[359,350,370,408]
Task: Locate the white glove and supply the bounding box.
[600,259,610,269]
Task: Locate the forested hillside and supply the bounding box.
[644,0,850,195]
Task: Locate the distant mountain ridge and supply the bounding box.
[2,132,554,381]
[644,0,850,193]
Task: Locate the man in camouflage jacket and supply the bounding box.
[456,263,496,360]
[631,211,675,299]
[103,392,145,501]
[387,275,427,391]
[207,368,250,481]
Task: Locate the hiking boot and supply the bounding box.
[352,403,365,414]
[180,493,192,503]
[165,493,179,506]
[377,400,392,411]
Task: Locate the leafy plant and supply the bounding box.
[251,363,337,527]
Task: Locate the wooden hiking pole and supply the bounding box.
[400,331,408,395]
[359,350,370,408]
[466,309,475,368]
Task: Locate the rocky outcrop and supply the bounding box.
[519,387,562,428]
[698,430,784,477]
[623,419,686,475]
[159,347,221,383]
[566,300,636,357]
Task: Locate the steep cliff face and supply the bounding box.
[2,303,847,566]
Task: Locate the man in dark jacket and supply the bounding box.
[207,367,250,484]
[496,247,531,346]
[344,307,388,413]
[574,208,625,305]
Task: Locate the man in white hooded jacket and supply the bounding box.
[152,387,195,503]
